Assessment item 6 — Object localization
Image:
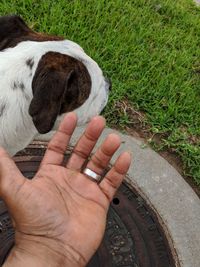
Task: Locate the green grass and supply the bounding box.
[0,0,200,184]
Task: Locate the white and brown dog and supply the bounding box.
[0,15,111,156]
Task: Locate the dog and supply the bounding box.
[0,15,110,156]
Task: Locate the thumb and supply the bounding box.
[0,147,25,201]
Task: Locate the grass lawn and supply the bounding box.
[0,0,199,185]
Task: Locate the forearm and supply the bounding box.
[3,247,60,267]
[3,240,87,267]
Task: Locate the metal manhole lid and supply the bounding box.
[0,142,176,267]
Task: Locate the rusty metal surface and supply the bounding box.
[0,143,175,266]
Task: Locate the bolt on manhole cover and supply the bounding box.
[0,142,176,267]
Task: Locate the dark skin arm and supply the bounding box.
[0,113,131,267]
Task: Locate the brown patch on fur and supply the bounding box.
[29,52,91,134]
[0,15,92,133]
[0,15,63,51]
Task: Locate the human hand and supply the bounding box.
[0,113,131,267]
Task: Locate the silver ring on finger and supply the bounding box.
[82,168,102,183]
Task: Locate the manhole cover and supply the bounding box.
[0,142,176,267]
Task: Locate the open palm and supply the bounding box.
[0,113,131,267]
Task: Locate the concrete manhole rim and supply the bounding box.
[124,176,180,267]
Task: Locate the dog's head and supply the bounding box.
[0,15,111,134]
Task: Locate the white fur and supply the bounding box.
[0,40,109,155]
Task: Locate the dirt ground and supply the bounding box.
[111,101,200,198]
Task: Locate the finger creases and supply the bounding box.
[66,116,106,170]
[99,152,132,202]
[85,133,121,175]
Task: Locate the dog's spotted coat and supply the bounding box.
[0,15,110,155]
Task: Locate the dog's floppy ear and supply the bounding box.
[29,52,91,134]
[29,68,74,134]
[0,15,32,50]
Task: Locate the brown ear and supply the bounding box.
[29,67,75,134]
[0,15,32,50]
[29,52,91,134]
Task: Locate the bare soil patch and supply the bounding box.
[110,101,200,198]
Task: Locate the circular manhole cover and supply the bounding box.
[0,142,176,267]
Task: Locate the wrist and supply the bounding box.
[3,236,86,267]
